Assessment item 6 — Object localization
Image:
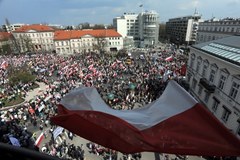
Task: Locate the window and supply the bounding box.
[237,28,240,33]
[190,54,195,68]
[221,107,231,123]
[198,85,203,95]
[196,61,201,73]
[202,65,208,78]
[209,69,215,83]
[212,97,220,112]
[192,79,197,90]
[229,82,240,99]
[204,91,210,103]
[218,75,226,90]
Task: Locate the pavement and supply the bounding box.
[0,82,48,111]
[25,82,49,102]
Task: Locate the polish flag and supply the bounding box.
[180,64,187,76]
[88,64,94,70]
[34,132,44,147]
[51,81,240,156]
[165,56,173,61]
[0,61,8,69]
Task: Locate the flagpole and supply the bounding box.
[139,4,143,13]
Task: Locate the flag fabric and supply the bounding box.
[34,132,44,147]
[180,64,187,76]
[165,56,173,61]
[9,136,21,147]
[53,127,64,140]
[51,80,240,156]
[0,61,8,69]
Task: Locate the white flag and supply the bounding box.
[9,136,21,147]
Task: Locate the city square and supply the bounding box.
[0,0,240,160]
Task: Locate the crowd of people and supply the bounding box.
[0,44,188,159]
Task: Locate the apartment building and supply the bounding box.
[113,11,159,48]
[186,36,240,137]
[197,18,240,44]
[166,13,203,45]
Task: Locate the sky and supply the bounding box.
[0,0,240,26]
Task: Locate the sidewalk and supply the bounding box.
[0,82,48,111]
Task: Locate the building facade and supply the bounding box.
[0,32,11,54]
[166,13,203,45]
[196,18,240,44]
[186,36,240,137]
[12,24,55,53]
[54,29,123,54]
[113,11,159,48]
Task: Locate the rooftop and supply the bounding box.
[54,29,122,40]
[13,24,54,32]
[0,32,11,41]
[193,36,240,66]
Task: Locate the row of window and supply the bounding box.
[191,80,240,136]
[32,39,53,43]
[197,34,225,43]
[109,37,120,40]
[109,42,120,45]
[201,21,240,26]
[15,32,53,38]
[127,20,138,22]
[212,98,240,136]
[198,26,240,33]
[212,98,231,122]
[56,41,121,47]
[190,54,240,100]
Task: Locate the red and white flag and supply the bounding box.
[165,56,173,61]
[0,61,8,69]
[51,81,240,156]
[88,64,94,70]
[34,132,44,147]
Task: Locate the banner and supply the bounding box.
[9,136,21,147]
[53,127,64,140]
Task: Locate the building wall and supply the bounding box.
[54,35,123,54]
[13,31,54,52]
[197,19,240,43]
[113,11,159,48]
[55,40,71,54]
[186,47,240,137]
[113,18,127,37]
[166,14,202,45]
[138,11,159,47]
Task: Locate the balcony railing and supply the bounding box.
[199,78,216,93]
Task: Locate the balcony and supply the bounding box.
[199,78,216,93]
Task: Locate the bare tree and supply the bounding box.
[17,34,34,53]
[93,33,108,53]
